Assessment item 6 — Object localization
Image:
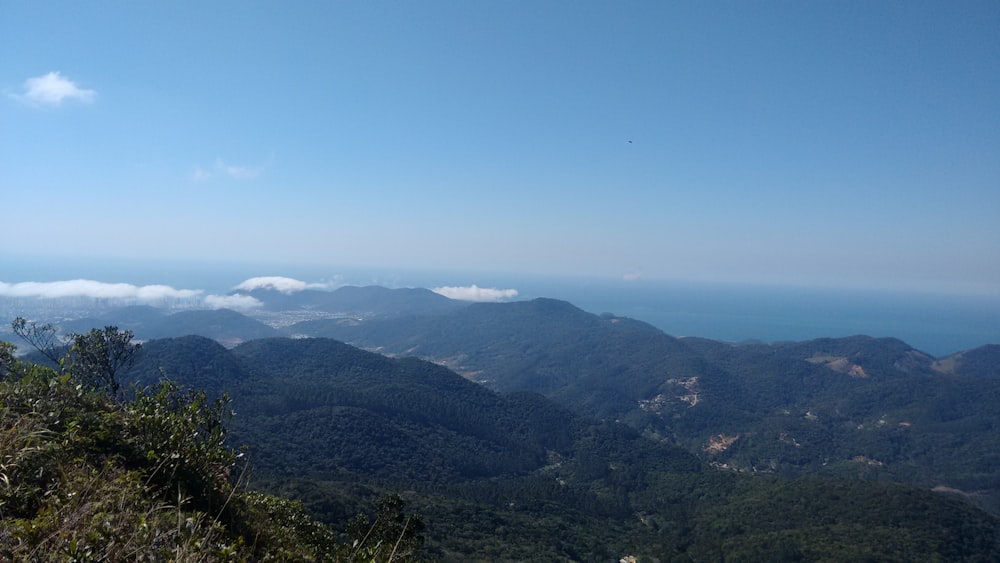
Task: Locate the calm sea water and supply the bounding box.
[3,255,998,357]
[536,280,1000,358]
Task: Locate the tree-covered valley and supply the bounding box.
[3,286,1000,560]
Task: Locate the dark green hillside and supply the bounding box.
[775,335,938,377]
[935,344,1000,378]
[125,335,251,396]
[141,308,280,344]
[244,285,468,318]
[291,298,714,418]
[114,334,1000,559]
[683,336,1000,510]
[126,335,702,485]
[227,337,702,483]
[689,477,1000,561]
[289,299,1000,517]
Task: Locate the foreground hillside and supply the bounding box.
[121,335,1000,560]
[0,342,420,561]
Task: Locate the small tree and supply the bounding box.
[346,494,425,561]
[68,326,140,396]
[10,317,64,366]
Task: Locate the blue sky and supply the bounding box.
[2,1,998,295]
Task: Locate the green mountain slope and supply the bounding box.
[935,344,1000,378]
[141,308,281,344]
[131,336,700,484]
[288,299,1000,515]
[117,335,1000,560]
[291,298,713,418]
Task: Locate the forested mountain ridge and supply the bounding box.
[113,334,999,560]
[126,336,701,484]
[285,297,1000,515]
[290,298,716,417]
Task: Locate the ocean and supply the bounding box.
[3,255,998,357]
[536,279,1000,358]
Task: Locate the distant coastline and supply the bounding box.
[3,255,998,357]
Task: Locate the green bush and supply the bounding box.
[0,353,412,561]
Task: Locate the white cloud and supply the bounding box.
[217,158,263,179]
[432,284,519,302]
[194,158,265,181]
[134,284,202,300]
[234,276,328,293]
[0,280,201,301]
[14,71,96,106]
[622,269,642,282]
[204,294,262,310]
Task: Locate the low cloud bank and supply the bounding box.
[432,285,519,302]
[0,280,201,301]
[204,294,262,310]
[234,276,329,293]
